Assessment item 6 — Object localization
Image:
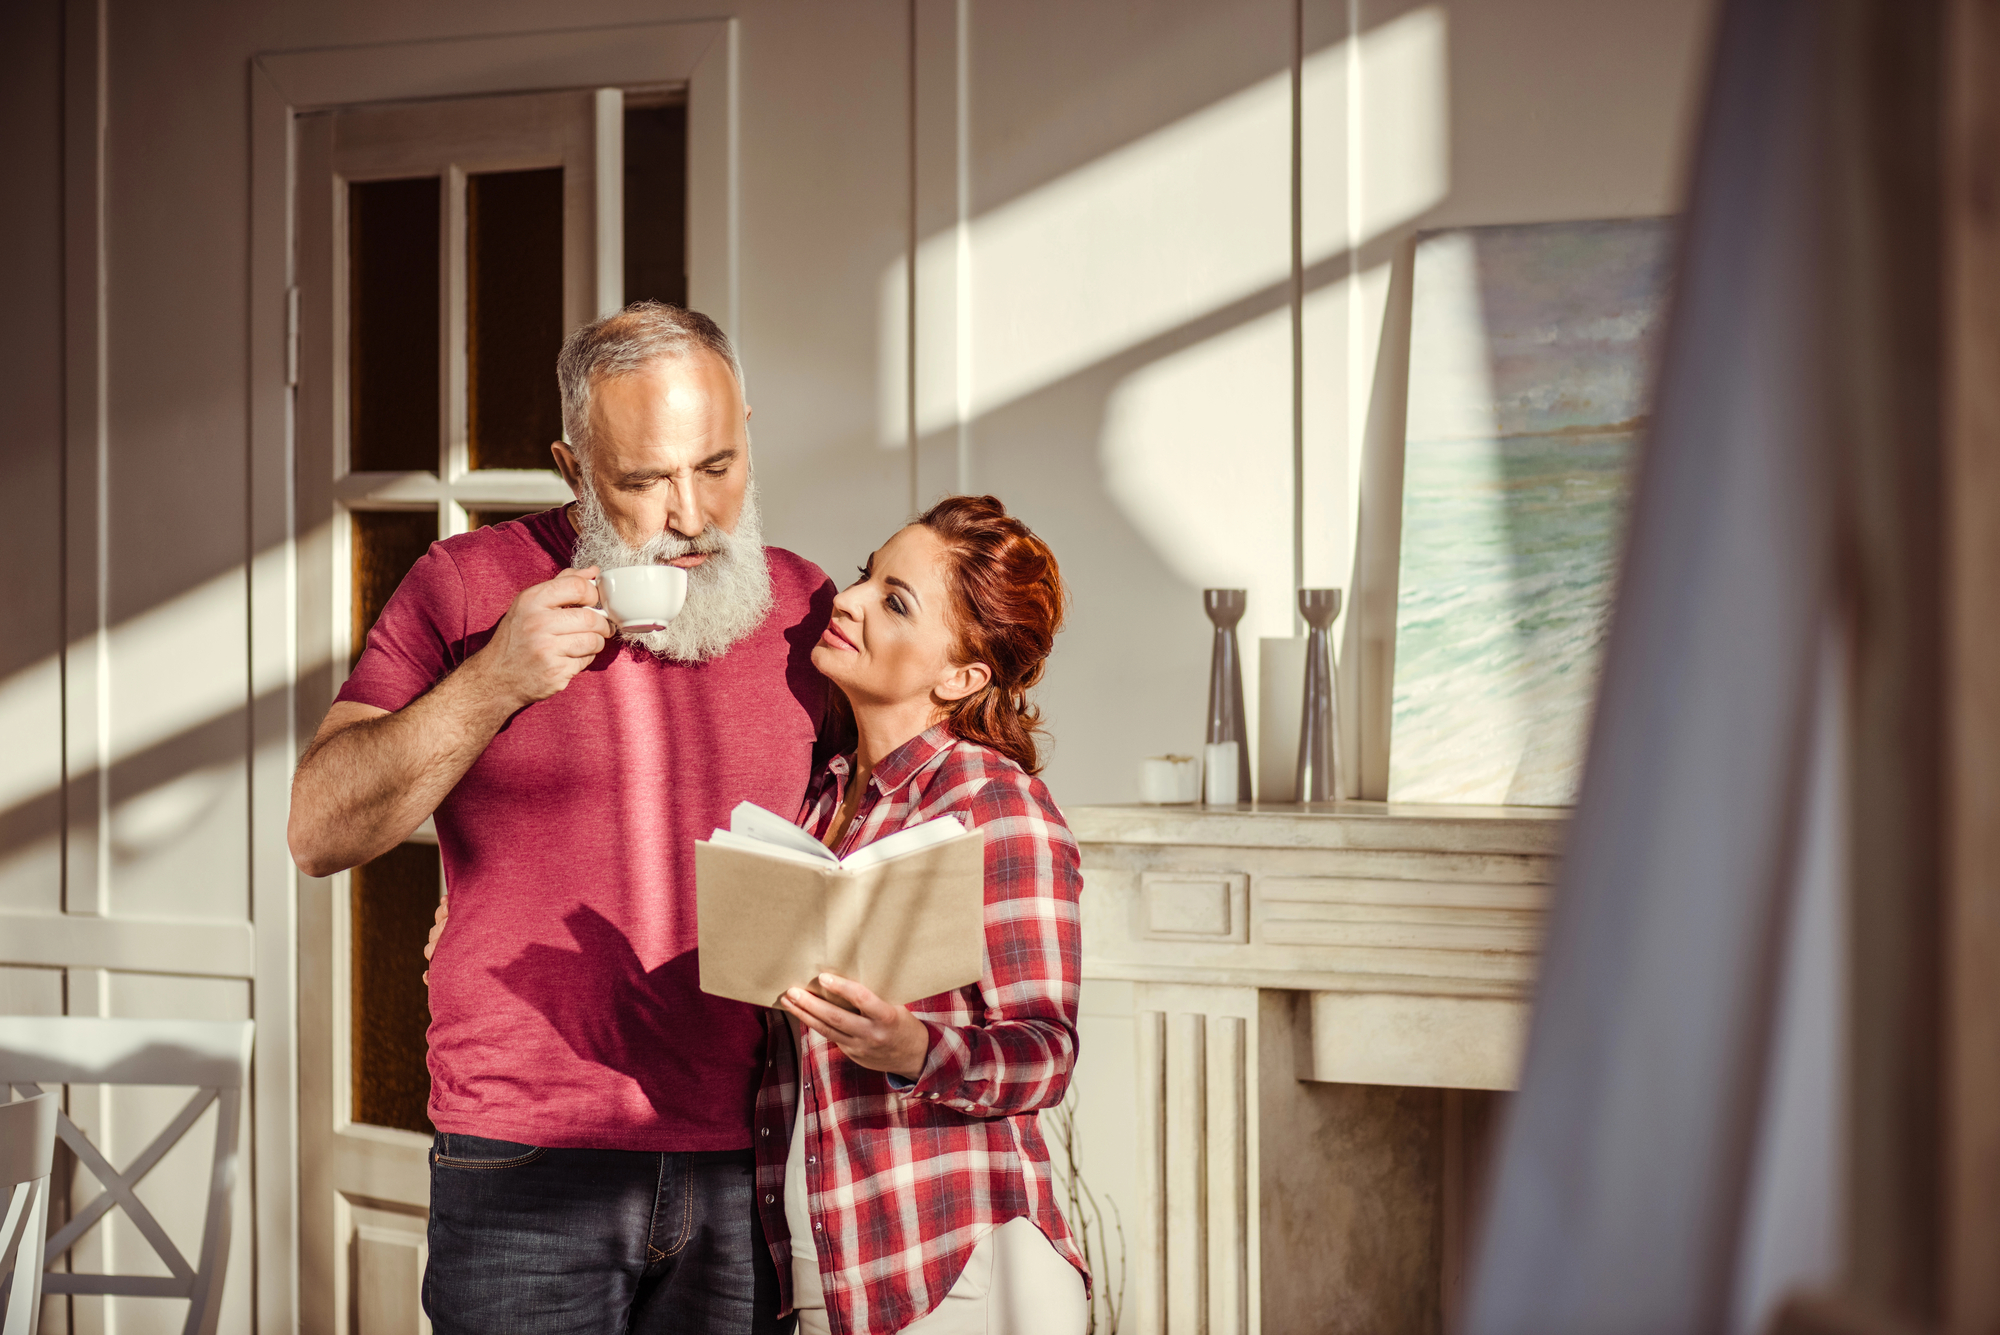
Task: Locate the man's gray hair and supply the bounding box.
[557,301,743,461]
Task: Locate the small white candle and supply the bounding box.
[1203,741,1240,805]
[1139,755,1202,804]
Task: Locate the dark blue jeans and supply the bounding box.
[424,1135,783,1335]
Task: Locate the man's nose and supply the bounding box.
[663,473,705,537]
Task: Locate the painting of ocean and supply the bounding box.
[1389,218,1675,805]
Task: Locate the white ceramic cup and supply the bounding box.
[597,564,688,634]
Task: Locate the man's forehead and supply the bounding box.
[588,353,746,468]
[595,347,740,403]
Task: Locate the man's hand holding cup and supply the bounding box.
[464,566,611,708]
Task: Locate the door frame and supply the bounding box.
[248,19,737,1333]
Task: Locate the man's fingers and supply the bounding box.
[550,631,610,660]
[533,569,602,610]
[546,606,613,637]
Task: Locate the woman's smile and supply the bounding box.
[819,621,860,652]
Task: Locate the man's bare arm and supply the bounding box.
[288,567,607,877]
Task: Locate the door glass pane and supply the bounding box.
[351,841,441,1134]
[348,176,440,473]
[467,167,564,472]
[352,510,438,670]
[624,101,688,307]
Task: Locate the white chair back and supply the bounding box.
[0,1093,57,1335]
[0,1019,253,1335]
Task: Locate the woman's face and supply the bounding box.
[813,524,989,712]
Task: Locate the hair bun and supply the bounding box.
[917,495,1068,774]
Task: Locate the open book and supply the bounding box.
[694,801,986,1008]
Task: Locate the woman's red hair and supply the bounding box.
[918,495,1067,775]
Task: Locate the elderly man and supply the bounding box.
[289,303,832,1335]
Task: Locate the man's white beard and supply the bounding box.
[570,475,774,663]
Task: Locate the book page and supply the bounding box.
[838,815,969,871]
[726,800,838,863]
[706,828,834,869]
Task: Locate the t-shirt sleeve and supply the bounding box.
[336,543,468,714]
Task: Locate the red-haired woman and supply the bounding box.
[767,495,1089,1335]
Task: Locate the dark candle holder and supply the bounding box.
[1204,589,1252,803]
[1296,588,1342,802]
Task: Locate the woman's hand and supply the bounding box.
[780,973,931,1081]
[422,896,448,986]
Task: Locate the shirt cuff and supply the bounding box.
[895,1019,976,1107]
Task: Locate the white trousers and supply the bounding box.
[785,1054,1086,1335]
[790,1217,1087,1335]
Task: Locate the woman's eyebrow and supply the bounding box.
[884,575,923,610]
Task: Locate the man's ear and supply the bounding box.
[551,442,584,498]
[933,660,992,705]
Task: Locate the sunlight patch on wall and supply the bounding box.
[0,539,329,827]
[877,5,1449,446]
[1354,6,1451,247]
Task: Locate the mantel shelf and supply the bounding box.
[1066,800,1569,857]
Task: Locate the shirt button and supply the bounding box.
[764,1194,774,1204]
[814,1222,823,1231]
[760,1128,770,1136]
[807,1156,815,1164]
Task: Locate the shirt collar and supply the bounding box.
[828,722,958,798]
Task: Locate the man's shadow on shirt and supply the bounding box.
[488,905,759,1117]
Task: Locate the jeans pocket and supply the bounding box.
[430,1133,547,1169]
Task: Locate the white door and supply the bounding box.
[292,86,686,1335]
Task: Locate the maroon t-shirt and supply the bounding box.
[336,507,834,1151]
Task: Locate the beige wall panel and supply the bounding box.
[100,3,252,926]
[0,965,65,1014]
[733,0,914,589]
[0,0,66,916]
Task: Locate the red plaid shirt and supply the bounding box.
[752,724,1088,1334]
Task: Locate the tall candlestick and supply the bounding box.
[1204,589,1252,804]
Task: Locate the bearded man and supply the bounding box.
[289,303,833,1335]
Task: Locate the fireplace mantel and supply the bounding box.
[1064,801,1567,1335]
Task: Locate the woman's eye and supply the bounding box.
[887,594,906,615]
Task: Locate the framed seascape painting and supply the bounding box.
[1388,217,1675,805]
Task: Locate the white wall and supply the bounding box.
[0,0,1713,1328]
[867,0,1716,806]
